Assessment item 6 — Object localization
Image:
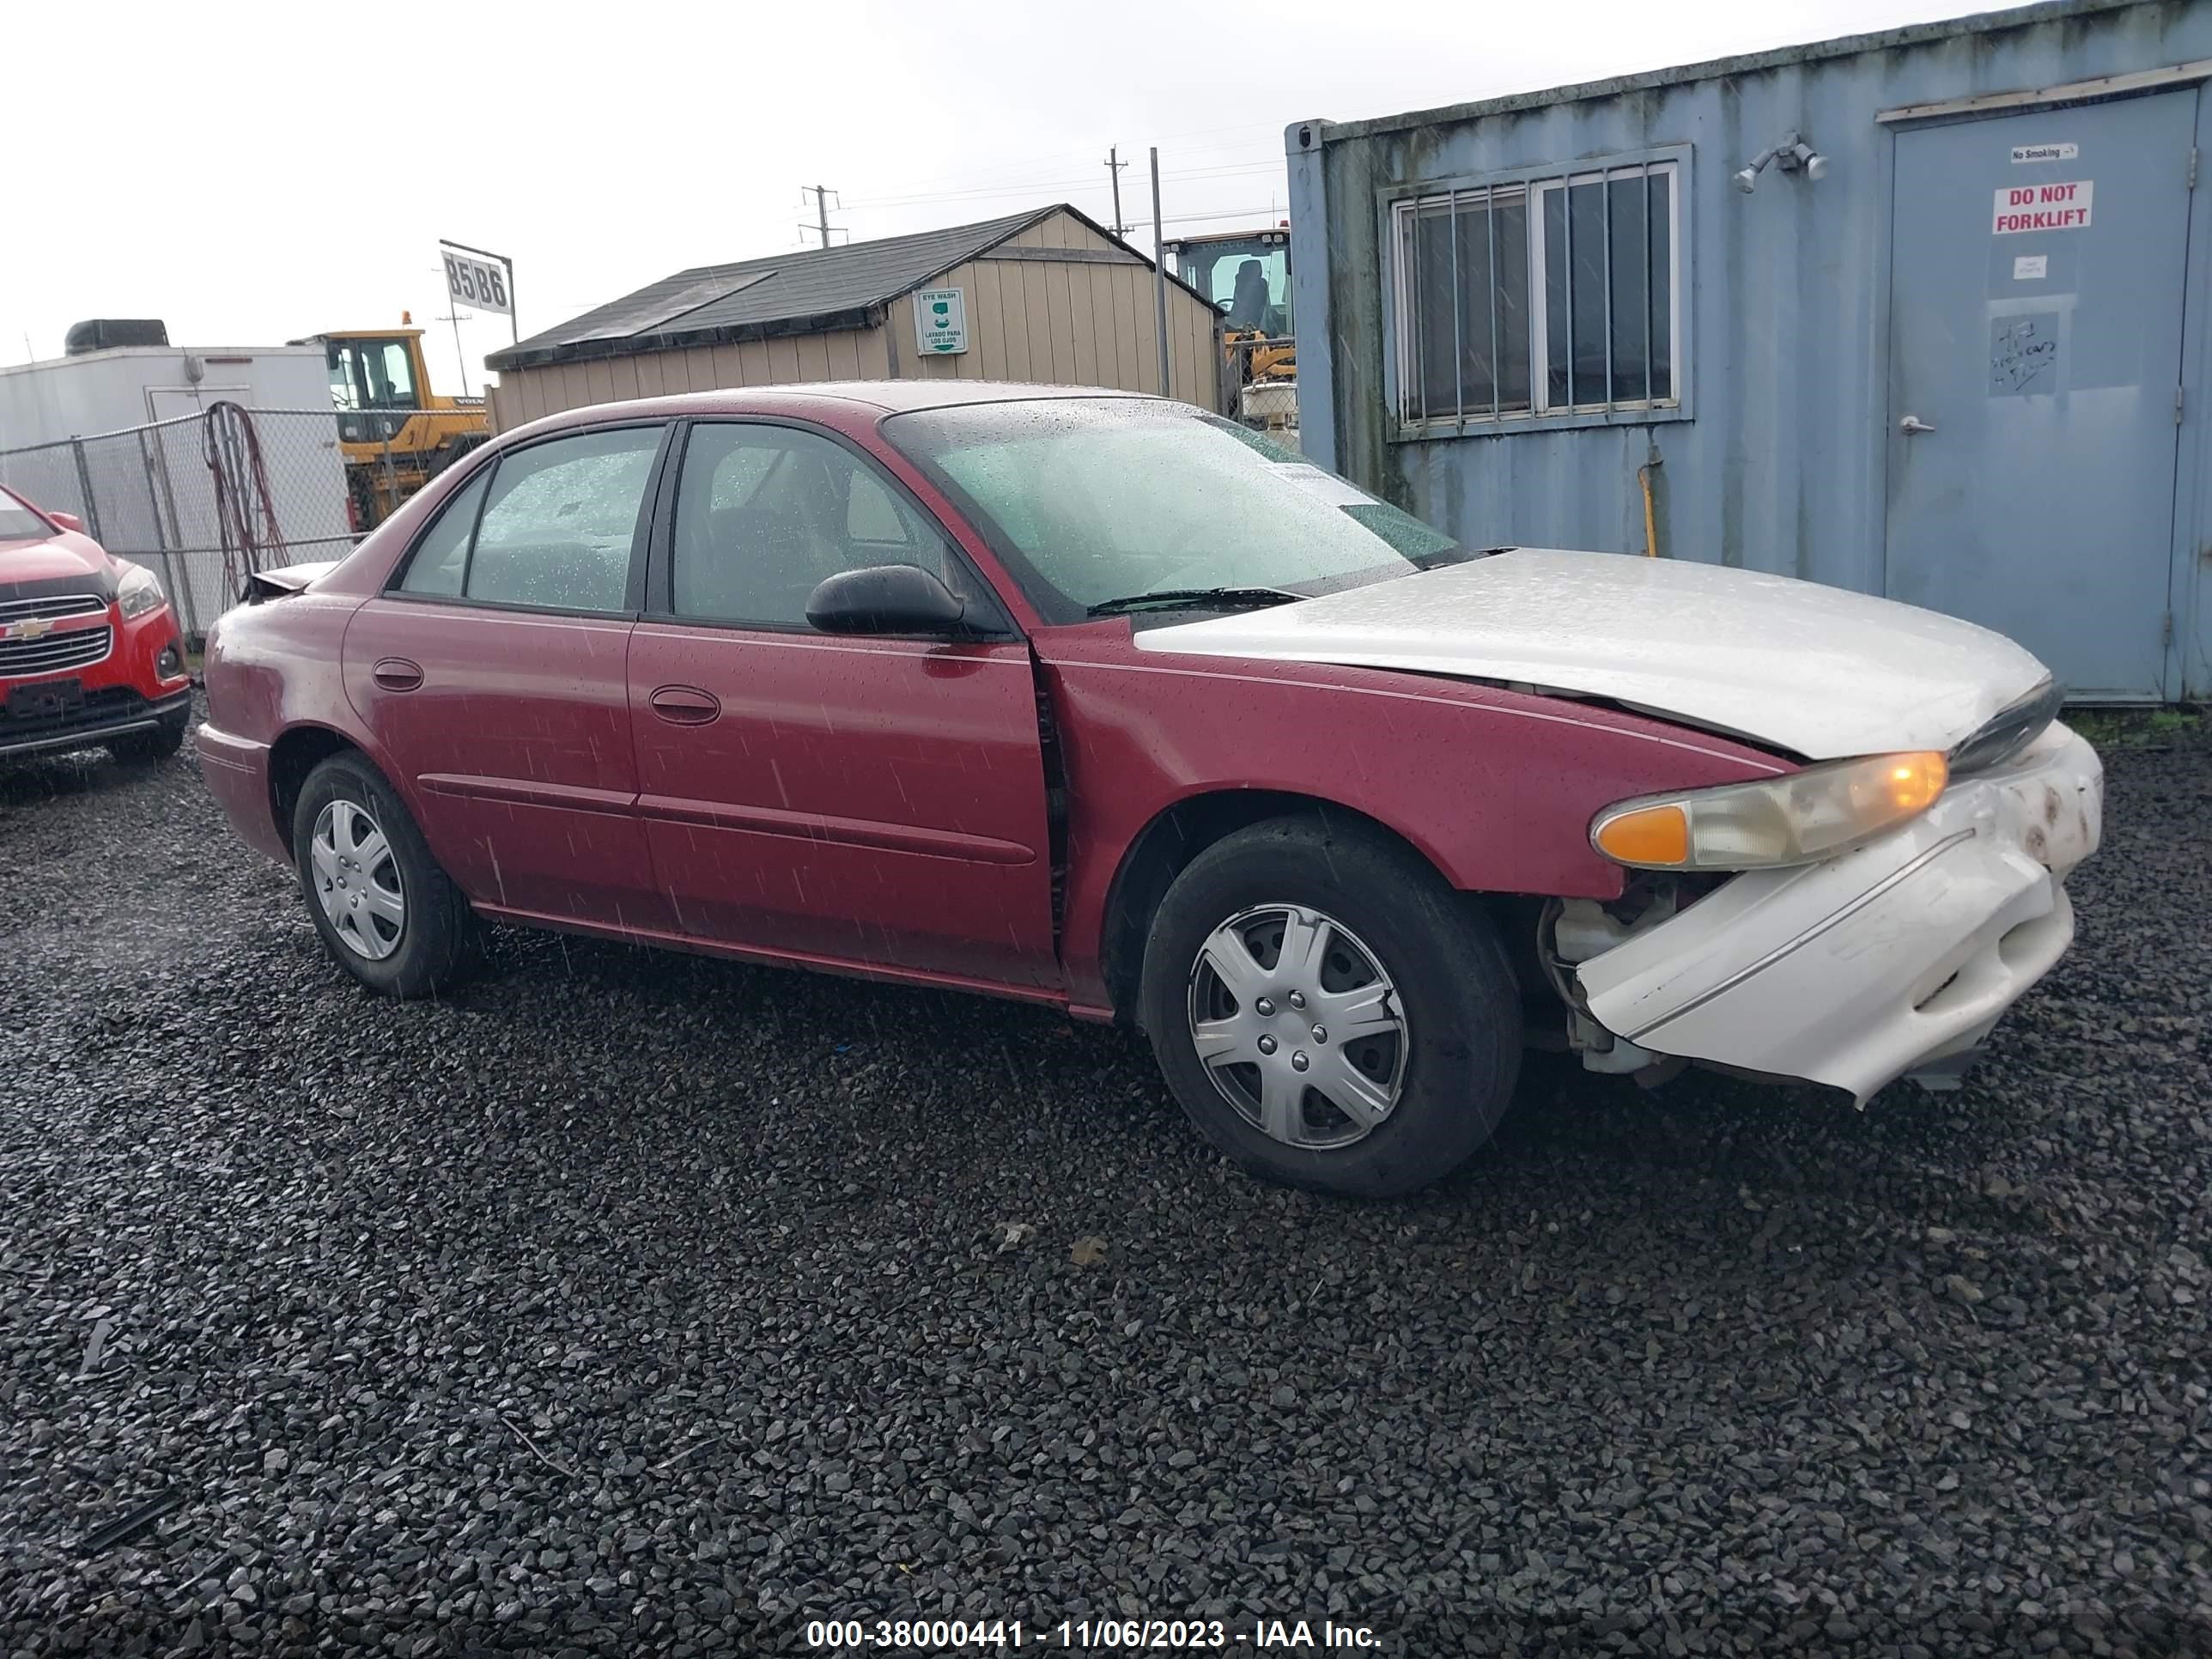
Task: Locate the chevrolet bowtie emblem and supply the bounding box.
[7,617,54,641]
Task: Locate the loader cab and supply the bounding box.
[317,331,426,444]
[1167,229,1292,337]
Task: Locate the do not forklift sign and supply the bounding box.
[1992,179,2094,234]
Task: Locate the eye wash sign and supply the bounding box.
[1993,180,2093,234]
[914,288,969,355]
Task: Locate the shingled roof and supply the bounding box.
[486,204,1182,373]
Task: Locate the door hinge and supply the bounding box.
[2163,611,2176,647]
[2177,386,2186,424]
[2191,147,2201,190]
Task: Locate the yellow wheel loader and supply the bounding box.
[294,324,489,532]
[1163,228,1297,437]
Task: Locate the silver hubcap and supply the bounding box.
[1187,902,1408,1150]
[309,798,404,961]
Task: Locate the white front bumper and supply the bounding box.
[1576,722,2104,1103]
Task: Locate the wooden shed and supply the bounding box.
[483,204,1222,431]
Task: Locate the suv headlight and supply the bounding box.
[1590,751,1949,872]
[116,562,166,620]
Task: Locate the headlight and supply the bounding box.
[1590,751,1949,872]
[116,562,166,620]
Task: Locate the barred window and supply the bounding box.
[1393,158,1679,427]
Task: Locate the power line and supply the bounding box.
[843,160,1284,215]
[842,171,1125,210]
[837,120,1290,198]
[1153,205,1283,228]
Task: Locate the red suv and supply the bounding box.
[0,484,191,763]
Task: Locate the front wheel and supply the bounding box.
[292,752,479,998]
[1139,816,1522,1199]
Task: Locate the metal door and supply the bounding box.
[1885,90,2196,700]
[626,624,1059,990]
[629,417,1057,992]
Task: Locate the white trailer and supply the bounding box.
[0,343,354,634]
[0,343,334,443]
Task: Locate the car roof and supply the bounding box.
[508,380,1164,441]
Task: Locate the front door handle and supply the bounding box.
[372,657,423,691]
[1899,414,1936,434]
[649,684,721,725]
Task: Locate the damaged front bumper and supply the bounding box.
[1571,721,2103,1103]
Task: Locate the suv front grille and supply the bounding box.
[0,592,109,624]
[0,625,114,678]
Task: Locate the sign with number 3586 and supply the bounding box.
[441,249,511,315]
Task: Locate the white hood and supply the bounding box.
[1132,549,2051,760]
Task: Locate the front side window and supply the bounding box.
[393,426,661,611]
[884,398,1461,623]
[1393,157,1678,426]
[669,422,957,629]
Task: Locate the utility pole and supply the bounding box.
[800,185,842,249]
[436,311,472,398]
[1150,147,1171,398]
[1104,148,1128,237]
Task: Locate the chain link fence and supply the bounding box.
[0,408,364,641]
[1224,334,1299,447]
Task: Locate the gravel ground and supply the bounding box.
[2,702,2208,1658]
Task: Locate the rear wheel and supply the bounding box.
[292,752,478,998]
[1139,816,1522,1198]
[106,708,188,765]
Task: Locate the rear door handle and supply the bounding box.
[372,657,423,691]
[648,684,721,725]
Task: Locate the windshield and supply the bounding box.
[0,486,53,541]
[881,399,1457,623]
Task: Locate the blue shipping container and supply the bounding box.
[1288,0,2212,700]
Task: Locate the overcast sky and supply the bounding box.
[12,0,2020,395]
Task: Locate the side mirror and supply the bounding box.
[47,510,85,534]
[805,563,976,636]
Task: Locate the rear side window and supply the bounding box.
[470,428,663,611]
[395,426,663,612]
[398,471,485,596]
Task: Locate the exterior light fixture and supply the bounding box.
[1734,130,1826,192]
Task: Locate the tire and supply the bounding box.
[1139,815,1522,1199]
[292,751,479,999]
[106,708,188,765]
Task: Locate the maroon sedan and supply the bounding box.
[198,385,2096,1195]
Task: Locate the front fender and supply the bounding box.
[1037,627,1791,1013]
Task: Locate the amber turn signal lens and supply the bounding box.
[1593,803,1690,867]
[1884,752,1948,814]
